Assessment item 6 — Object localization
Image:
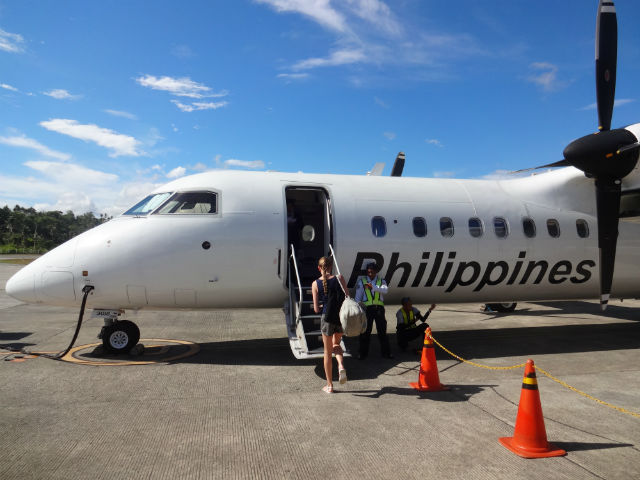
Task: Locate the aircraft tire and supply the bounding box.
[487,302,517,313]
[102,320,140,353]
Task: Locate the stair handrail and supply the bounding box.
[328,243,342,277]
[289,244,303,307]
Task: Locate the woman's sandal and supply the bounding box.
[338,368,347,385]
[322,385,334,394]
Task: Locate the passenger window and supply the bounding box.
[468,217,483,238]
[155,191,217,214]
[576,219,589,238]
[493,217,508,238]
[301,225,315,242]
[522,217,536,238]
[547,219,560,238]
[440,217,454,237]
[412,217,427,237]
[372,216,386,237]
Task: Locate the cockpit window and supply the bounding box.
[123,192,173,216]
[155,191,218,215]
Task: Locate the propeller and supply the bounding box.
[390,151,405,177]
[573,0,639,310]
[516,1,640,309]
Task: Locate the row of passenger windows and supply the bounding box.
[371,216,590,239]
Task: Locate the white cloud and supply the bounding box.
[258,1,487,80]
[426,138,443,148]
[255,0,347,33]
[480,169,514,180]
[526,62,563,92]
[0,28,25,53]
[105,109,137,120]
[171,44,195,58]
[224,159,265,169]
[137,75,230,113]
[277,73,310,81]
[344,0,400,35]
[1,83,18,92]
[43,89,81,100]
[0,134,71,161]
[383,131,396,140]
[166,166,186,178]
[580,98,635,111]
[34,191,96,215]
[374,96,388,108]
[292,48,366,70]
[0,161,166,216]
[191,162,208,172]
[25,161,119,185]
[136,75,227,99]
[40,118,143,157]
[171,100,229,112]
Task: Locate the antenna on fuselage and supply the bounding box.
[390,151,405,177]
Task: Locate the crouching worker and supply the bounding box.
[396,297,436,352]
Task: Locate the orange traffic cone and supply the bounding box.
[499,359,566,458]
[409,327,449,392]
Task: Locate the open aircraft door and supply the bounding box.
[283,187,343,358]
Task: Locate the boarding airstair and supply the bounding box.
[285,244,349,359]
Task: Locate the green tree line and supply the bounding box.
[0,205,111,254]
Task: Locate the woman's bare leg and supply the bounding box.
[333,333,345,370]
[322,333,333,389]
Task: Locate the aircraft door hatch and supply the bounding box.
[285,187,332,285]
[284,187,345,359]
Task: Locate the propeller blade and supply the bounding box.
[510,159,570,174]
[390,151,405,177]
[595,178,622,310]
[616,142,640,155]
[595,0,617,131]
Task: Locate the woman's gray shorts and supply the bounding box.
[320,314,344,336]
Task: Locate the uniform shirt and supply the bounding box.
[355,275,388,304]
[396,306,430,328]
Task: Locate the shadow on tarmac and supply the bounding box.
[0,331,35,351]
[349,384,496,402]
[432,322,640,361]
[165,318,640,383]
[476,300,640,322]
[552,441,634,452]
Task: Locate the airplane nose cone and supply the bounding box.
[5,269,37,303]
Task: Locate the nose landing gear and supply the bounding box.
[93,310,141,354]
[100,320,141,353]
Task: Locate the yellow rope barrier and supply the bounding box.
[430,334,526,370]
[533,365,640,419]
[430,333,640,419]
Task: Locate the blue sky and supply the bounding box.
[1,0,639,215]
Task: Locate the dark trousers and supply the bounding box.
[359,305,391,358]
[397,323,428,350]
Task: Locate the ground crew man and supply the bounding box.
[355,262,393,359]
[396,297,436,352]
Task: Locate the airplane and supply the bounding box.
[5,0,640,359]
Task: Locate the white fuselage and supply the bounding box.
[6,164,640,310]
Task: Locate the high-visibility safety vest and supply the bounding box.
[362,277,384,306]
[401,309,416,325]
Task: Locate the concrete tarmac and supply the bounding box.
[1,259,639,479]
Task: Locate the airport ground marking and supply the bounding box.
[59,338,200,366]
